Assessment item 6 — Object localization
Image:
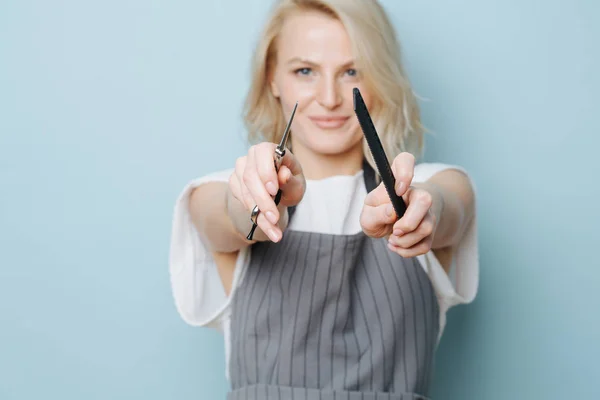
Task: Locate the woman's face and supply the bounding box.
[270,11,374,158]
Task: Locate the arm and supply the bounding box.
[417,168,476,250]
[188,182,289,296]
[411,169,475,274]
[184,144,304,297]
[363,156,479,308]
[361,154,477,278]
[188,182,289,254]
[189,143,304,255]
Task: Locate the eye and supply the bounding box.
[294,67,312,76]
[346,68,357,77]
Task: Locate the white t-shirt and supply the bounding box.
[169,162,479,380]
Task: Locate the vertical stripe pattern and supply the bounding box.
[228,229,439,400]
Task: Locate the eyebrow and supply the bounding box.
[286,57,355,68]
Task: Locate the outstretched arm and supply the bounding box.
[360,153,476,272]
[415,168,475,250]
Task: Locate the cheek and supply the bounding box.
[351,83,375,109]
[348,119,366,145]
[281,79,315,106]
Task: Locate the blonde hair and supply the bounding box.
[242,0,425,169]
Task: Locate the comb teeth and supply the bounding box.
[353,88,389,165]
[353,86,407,218]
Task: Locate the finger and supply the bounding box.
[387,235,433,258]
[275,165,296,204]
[278,165,292,186]
[245,147,280,224]
[364,181,392,207]
[389,211,435,248]
[360,203,396,238]
[256,212,282,243]
[241,181,255,211]
[235,166,254,211]
[278,151,306,207]
[279,174,306,206]
[234,157,253,210]
[228,173,244,205]
[254,143,280,196]
[391,152,415,197]
[393,187,432,234]
[280,150,303,177]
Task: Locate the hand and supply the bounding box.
[228,142,305,242]
[360,152,441,258]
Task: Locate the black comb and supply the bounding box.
[353,87,407,219]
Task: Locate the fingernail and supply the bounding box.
[393,229,404,236]
[266,211,277,224]
[395,181,404,194]
[268,228,280,242]
[266,181,277,196]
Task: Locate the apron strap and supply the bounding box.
[287,159,378,222]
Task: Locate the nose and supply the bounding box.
[316,74,342,109]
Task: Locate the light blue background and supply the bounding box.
[1,0,598,399]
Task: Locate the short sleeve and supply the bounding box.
[168,168,236,332]
[412,163,479,333]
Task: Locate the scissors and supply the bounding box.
[246,101,298,241]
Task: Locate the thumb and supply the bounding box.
[278,165,292,186]
[278,165,305,206]
[364,181,391,207]
[360,202,396,238]
[280,150,304,177]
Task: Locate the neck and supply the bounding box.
[291,139,364,180]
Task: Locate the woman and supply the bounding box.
[169,0,478,399]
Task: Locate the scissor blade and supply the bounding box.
[277,101,298,151]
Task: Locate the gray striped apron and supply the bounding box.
[228,162,440,400]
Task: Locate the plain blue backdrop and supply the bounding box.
[1,0,598,399]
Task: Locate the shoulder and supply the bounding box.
[174,167,234,201]
[413,162,471,184]
[189,167,234,186]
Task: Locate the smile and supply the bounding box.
[308,116,351,129]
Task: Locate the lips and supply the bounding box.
[308,116,350,129]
